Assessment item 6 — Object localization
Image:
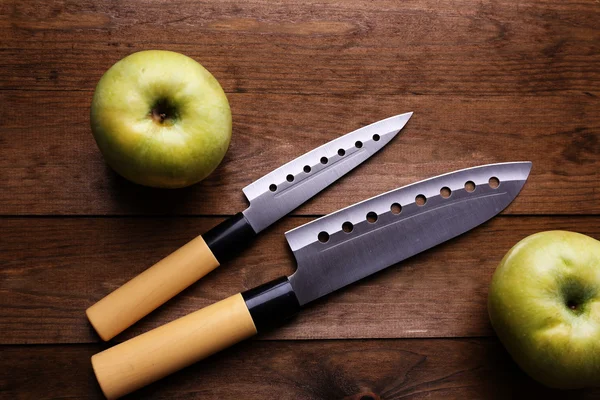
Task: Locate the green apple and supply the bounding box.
[488,230,600,389]
[91,50,232,188]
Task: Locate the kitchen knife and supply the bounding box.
[86,113,413,341]
[91,161,531,399]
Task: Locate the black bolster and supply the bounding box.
[203,212,257,263]
[242,276,301,332]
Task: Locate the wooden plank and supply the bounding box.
[1,1,598,399]
[0,91,598,216]
[2,339,599,399]
[1,216,598,344]
[1,0,598,96]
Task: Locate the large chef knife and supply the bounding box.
[86,113,413,341]
[91,161,531,399]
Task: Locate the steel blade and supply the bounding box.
[242,113,413,233]
[286,162,532,305]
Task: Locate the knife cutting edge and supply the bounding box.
[90,161,532,399]
[86,113,413,341]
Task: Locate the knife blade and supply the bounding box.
[287,161,532,305]
[242,113,413,233]
[90,162,531,399]
[86,113,413,341]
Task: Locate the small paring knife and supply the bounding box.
[86,113,414,341]
[91,161,532,399]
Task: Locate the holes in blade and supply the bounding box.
[342,221,354,233]
[366,212,378,223]
[318,231,330,243]
[310,177,489,245]
[489,177,500,188]
[440,187,451,198]
[269,132,398,196]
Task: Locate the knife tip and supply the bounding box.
[524,160,533,175]
[392,111,414,127]
[511,161,533,180]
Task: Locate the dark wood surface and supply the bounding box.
[2,216,600,345]
[2,340,599,400]
[1,0,599,399]
[1,91,599,216]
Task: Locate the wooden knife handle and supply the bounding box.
[92,277,300,399]
[86,213,256,341]
[92,293,257,400]
[86,234,220,341]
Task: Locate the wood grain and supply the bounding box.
[2,216,598,344]
[91,294,257,400]
[2,340,599,400]
[1,0,599,397]
[1,91,598,215]
[1,0,598,96]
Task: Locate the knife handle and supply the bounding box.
[86,213,257,341]
[91,276,299,400]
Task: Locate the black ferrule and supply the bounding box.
[242,276,301,332]
[203,212,257,263]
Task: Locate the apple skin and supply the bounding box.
[488,230,600,389]
[91,50,232,188]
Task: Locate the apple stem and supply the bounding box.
[151,107,169,124]
[567,300,578,310]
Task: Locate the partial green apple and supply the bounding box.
[488,230,600,389]
[91,50,232,188]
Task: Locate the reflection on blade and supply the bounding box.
[242,113,413,233]
[286,162,532,305]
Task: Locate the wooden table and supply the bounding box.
[1,1,599,398]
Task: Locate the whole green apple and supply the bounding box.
[91,50,232,188]
[488,230,600,389]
